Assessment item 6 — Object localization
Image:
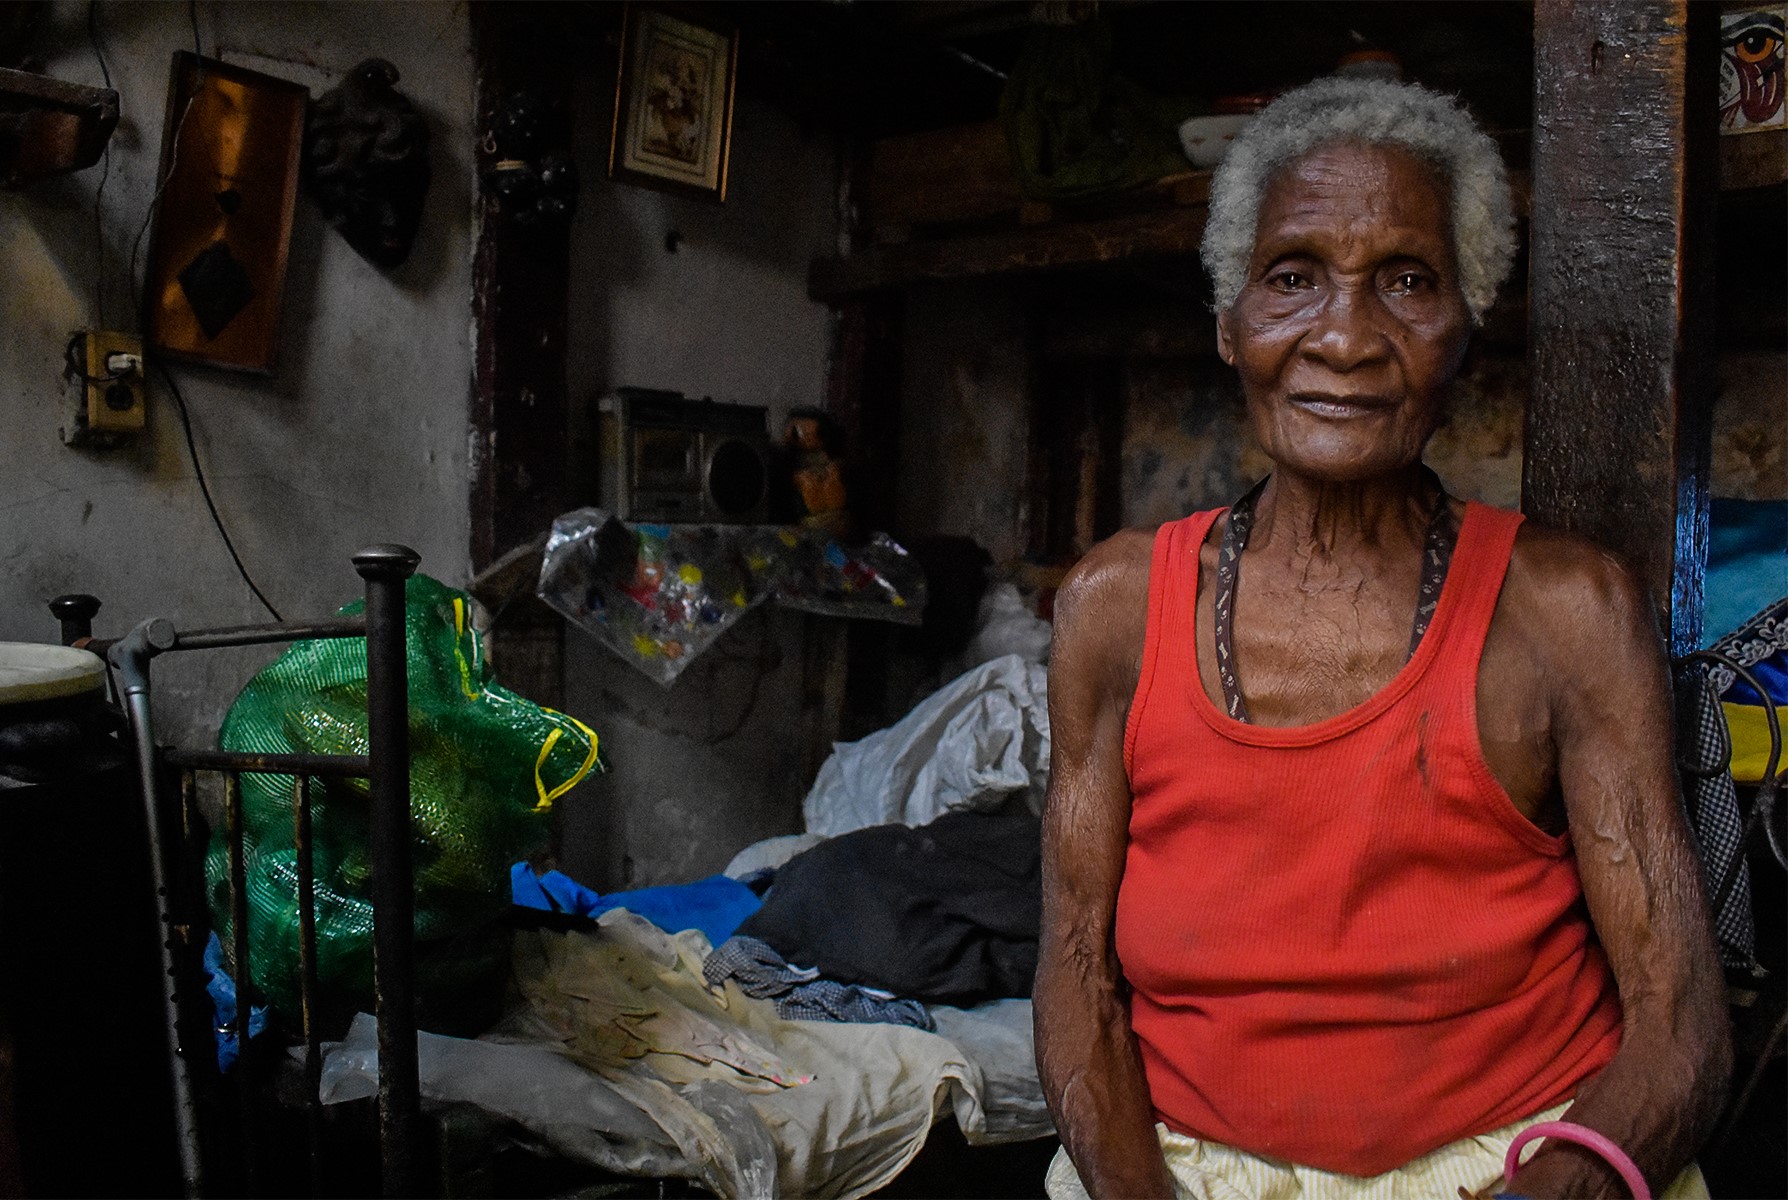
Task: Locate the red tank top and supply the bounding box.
[1116,502,1623,1176]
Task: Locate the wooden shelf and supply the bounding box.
[815,113,1774,300]
[0,66,119,187]
[811,203,1212,300]
[813,168,1533,301]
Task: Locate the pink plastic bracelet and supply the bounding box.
[1501,1121,1652,1200]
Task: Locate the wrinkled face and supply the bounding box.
[1217,141,1470,483]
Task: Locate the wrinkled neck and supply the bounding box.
[1252,465,1437,560]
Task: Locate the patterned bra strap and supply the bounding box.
[1213,473,1459,724]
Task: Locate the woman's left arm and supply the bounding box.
[1506,545,1732,1199]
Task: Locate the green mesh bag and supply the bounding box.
[206,574,603,1024]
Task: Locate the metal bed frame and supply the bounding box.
[51,545,424,1198]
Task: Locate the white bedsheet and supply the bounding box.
[802,654,1050,837]
[318,911,1052,1199]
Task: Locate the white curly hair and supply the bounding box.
[1200,77,1516,324]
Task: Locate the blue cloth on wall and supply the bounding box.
[1705,498,1788,649]
[510,863,762,948]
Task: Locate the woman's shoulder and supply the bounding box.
[1506,518,1651,613]
[1497,516,1661,666]
[1056,527,1158,618]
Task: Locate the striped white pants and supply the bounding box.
[1044,1102,1710,1200]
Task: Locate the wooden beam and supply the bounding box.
[1041,300,1218,360]
[470,2,577,572]
[868,120,1019,229]
[1523,0,1717,655]
[1720,128,1788,191]
[810,204,1210,300]
[470,1,578,703]
[817,167,1528,301]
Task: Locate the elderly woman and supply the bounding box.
[1035,78,1729,1199]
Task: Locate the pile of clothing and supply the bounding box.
[511,651,1051,1029]
[512,802,1043,1030]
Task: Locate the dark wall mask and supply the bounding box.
[304,58,431,269]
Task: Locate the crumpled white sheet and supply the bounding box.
[319,911,1053,1199]
[803,653,1051,837]
[958,582,1053,671]
[724,832,826,879]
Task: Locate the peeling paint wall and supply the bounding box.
[555,80,839,890]
[1713,350,1788,500]
[0,1,477,747]
[902,302,1781,575]
[1122,357,1264,529]
[1122,350,1532,525]
[895,282,1034,565]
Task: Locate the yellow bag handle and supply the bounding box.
[452,597,600,810]
[533,708,601,811]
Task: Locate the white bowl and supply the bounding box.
[1178,114,1255,169]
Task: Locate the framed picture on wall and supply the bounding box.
[608,4,738,203]
[144,52,308,373]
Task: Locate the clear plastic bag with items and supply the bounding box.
[538,509,925,684]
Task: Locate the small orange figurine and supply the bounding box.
[784,410,851,537]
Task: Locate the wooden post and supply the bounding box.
[819,128,910,741]
[469,2,578,701]
[1524,0,1717,656]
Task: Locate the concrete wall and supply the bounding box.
[555,78,839,890]
[1,1,477,747]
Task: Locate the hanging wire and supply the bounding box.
[116,0,283,620]
[126,6,205,312]
[87,0,113,326]
[157,361,284,622]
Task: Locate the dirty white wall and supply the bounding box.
[556,77,839,890]
[1,1,477,746]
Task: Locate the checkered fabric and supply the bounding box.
[1676,667,1758,970]
[703,935,935,1031]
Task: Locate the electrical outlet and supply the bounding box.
[61,330,144,447]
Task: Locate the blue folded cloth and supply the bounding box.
[510,863,762,948]
[204,931,268,1072]
[1705,498,1788,648]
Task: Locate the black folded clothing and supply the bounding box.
[735,806,1041,1005]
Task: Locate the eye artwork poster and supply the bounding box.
[1720,5,1786,133]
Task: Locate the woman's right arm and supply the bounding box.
[1033,533,1176,1200]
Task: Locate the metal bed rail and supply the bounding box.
[54,545,423,1198]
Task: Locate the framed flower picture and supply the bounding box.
[608,4,738,202]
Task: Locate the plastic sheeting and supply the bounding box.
[804,654,1051,838]
[318,911,1053,1198]
[724,832,826,880]
[537,508,925,685]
